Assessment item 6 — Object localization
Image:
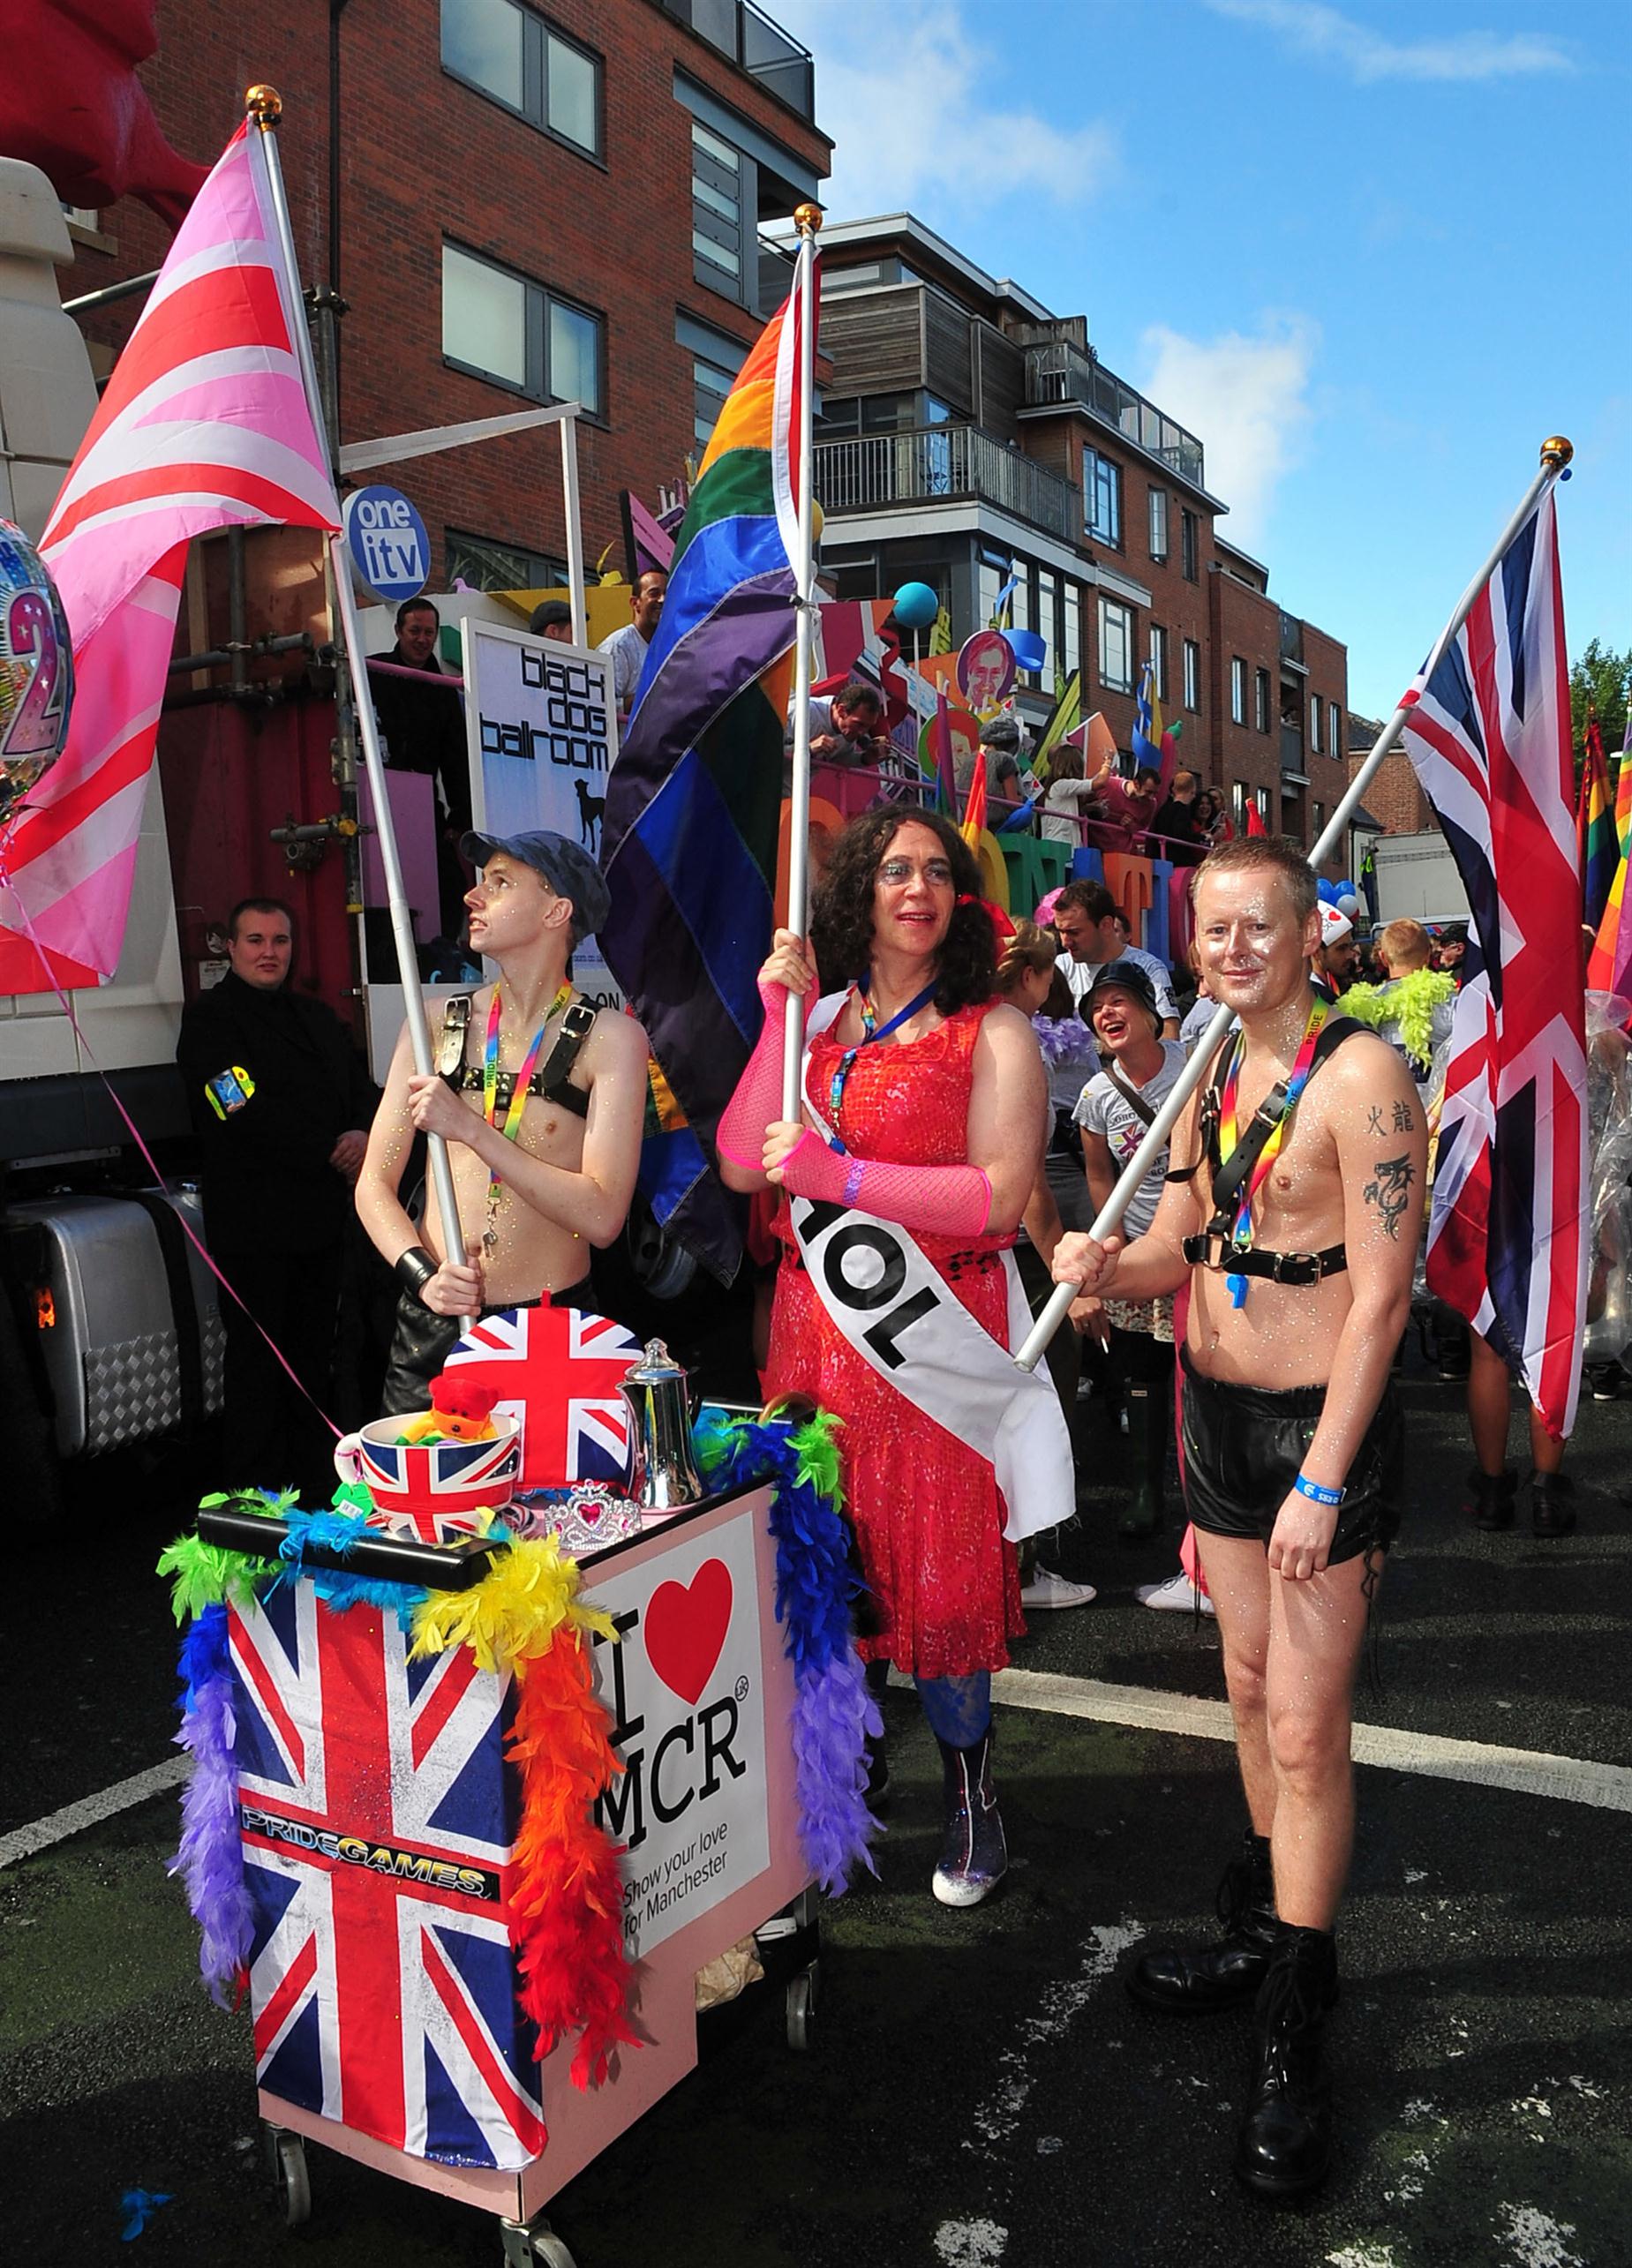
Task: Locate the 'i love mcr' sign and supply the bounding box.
[583,1507,770,1960]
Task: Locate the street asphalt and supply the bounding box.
[4,1344,1630,2268]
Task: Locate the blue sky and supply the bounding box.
[777,0,1631,720]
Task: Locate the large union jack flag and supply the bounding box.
[1400,484,1587,1437]
[230,1583,547,2168]
[443,1306,640,1489]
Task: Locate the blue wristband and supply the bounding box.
[1293,1472,1344,1507]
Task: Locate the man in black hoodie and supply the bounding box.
[177,899,376,1500]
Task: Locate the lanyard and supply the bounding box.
[1215,995,1328,1306]
[824,975,938,1154]
[483,983,569,1141]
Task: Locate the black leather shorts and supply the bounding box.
[1179,1347,1403,1566]
[379,1281,588,1418]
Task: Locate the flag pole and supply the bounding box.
[1016,434,1575,1371]
[245,87,470,1298]
[781,201,822,1121]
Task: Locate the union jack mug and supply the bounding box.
[333,1414,522,1544]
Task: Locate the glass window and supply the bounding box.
[1063,583,1082,681]
[691,121,743,293]
[1255,667,1270,734]
[1099,597,1134,694]
[1148,486,1169,561]
[441,1,601,157]
[693,356,734,449]
[1184,637,1200,714]
[1149,623,1169,702]
[978,554,1004,634]
[1330,702,1342,761]
[1232,780,1247,830]
[447,528,566,591]
[549,297,601,415]
[1230,657,1246,726]
[1313,800,1326,845]
[1181,508,1198,582]
[1310,695,1322,753]
[443,244,528,390]
[1083,447,1122,546]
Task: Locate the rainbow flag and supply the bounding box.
[961,753,988,850]
[1588,707,1632,1005]
[599,260,817,1277]
[1577,711,1615,932]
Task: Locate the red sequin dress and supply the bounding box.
[764,998,1024,1678]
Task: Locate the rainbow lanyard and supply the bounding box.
[482,983,570,1138]
[824,975,937,1153]
[1215,995,1328,1306]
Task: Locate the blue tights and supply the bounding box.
[914,1671,991,1749]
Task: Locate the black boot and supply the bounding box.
[1235,1924,1339,2198]
[1117,1381,1166,1538]
[1466,1467,1516,1531]
[931,1728,1006,1908]
[1529,1469,1578,1538]
[1128,1830,1277,2014]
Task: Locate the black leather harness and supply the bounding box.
[435,995,597,1120]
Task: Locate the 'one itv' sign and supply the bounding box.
[342,485,430,605]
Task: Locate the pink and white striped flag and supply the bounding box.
[0,120,339,992]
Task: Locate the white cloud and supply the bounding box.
[1202,0,1575,82]
[1139,317,1320,546]
[774,1,1117,222]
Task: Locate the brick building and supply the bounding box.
[1348,713,1433,837]
[806,213,1352,857]
[56,0,830,586]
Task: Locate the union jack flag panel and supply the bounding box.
[443,1306,640,1490]
[230,1583,547,2168]
[1400,484,1587,1436]
[357,1428,521,1544]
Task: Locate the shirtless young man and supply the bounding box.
[1052,836,1426,2199]
[357,829,650,1411]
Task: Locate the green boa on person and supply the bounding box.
[1342,968,1455,1075]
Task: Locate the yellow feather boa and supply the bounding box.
[1342,968,1454,1071]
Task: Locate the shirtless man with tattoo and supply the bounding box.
[356,830,649,1412]
[1052,835,1426,2199]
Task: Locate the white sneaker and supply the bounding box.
[1135,1571,1216,1616]
[1020,1566,1098,1610]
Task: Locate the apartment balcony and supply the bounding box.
[1281,725,1308,781]
[1279,612,1307,671]
[1023,342,1206,489]
[812,424,1081,543]
[659,0,815,121]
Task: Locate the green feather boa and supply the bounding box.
[1342,968,1454,1071]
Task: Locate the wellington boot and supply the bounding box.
[1235,1924,1339,2198]
[1117,1381,1166,1538]
[931,1728,1007,1908]
[1129,1830,1278,2015]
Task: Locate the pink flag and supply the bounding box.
[1,119,339,992]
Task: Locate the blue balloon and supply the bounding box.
[891,581,939,631]
[1317,879,1339,904]
[1004,628,1048,672]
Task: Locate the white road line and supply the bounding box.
[984,1668,1632,1815]
[0,1756,189,1870]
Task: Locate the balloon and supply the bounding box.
[891,580,939,631]
[1317,879,1339,904]
[1004,628,1048,673]
[0,519,74,831]
[1336,890,1359,917]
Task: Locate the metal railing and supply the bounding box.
[1024,342,1206,489]
[1279,611,1305,665]
[1281,725,1306,776]
[813,424,1081,541]
[661,0,816,120]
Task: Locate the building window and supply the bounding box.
[1183,637,1200,714]
[441,0,602,159]
[1230,657,1246,726]
[691,120,746,297]
[679,313,746,452]
[1084,447,1122,547]
[1181,508,1199,582]
[442,244,604,414]
[1148,486,1169,562]
[1312,800,1326,847]
[1063,582,1082,682]
[1329,702,1342,761]
[1310,695,1322,754]
[1148,623,1169,703]
[1099,597,1134,694]
[447,528,567,592]
[1232,780,1248,831]
[1255,666,1271,734]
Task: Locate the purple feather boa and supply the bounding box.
[169,1604,253,2006]
[791,1650,883,1894]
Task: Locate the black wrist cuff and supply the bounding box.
[395,1244,438,1303]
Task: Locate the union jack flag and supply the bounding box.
[357,1431,520,1545]
[443,1306,640,1490]
[2,119,339,992]
[230,1582,548,2168]
[1400,484,1587,1437]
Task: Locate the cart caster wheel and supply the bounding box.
[500,2218,577,2268]
[273,2131,310,2228]
[786,1961,818,2051]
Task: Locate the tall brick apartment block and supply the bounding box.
[806,214,1352,857]
[56,0,831,584]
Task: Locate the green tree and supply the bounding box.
[1569,638,1630,766]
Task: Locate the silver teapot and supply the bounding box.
[619,1339,705,1513]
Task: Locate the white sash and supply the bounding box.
[789,994,1072,1543]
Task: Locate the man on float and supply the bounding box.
[1051,834,1425,2199]
[356,830,649,1411]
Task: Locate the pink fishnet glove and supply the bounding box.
[716,975,790,1171]
[776,1130,993,1239]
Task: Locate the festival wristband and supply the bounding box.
[394,1244,439,1303]
[1292,1472,1344,1507]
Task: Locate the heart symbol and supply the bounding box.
[643,1560,734,1707]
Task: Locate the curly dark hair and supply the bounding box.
[809,807,996,1013]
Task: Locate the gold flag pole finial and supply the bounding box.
[245,86,283,127]
[1540,435,1573,469]
[793,202,823,235]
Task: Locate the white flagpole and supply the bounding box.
[1016,436,1575,1371]
[781,202,822,1121]
[246,88,470,1298]
[560,413,587,649]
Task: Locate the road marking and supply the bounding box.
[0,1756,189,1870]
[982,1668,1632,1814]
